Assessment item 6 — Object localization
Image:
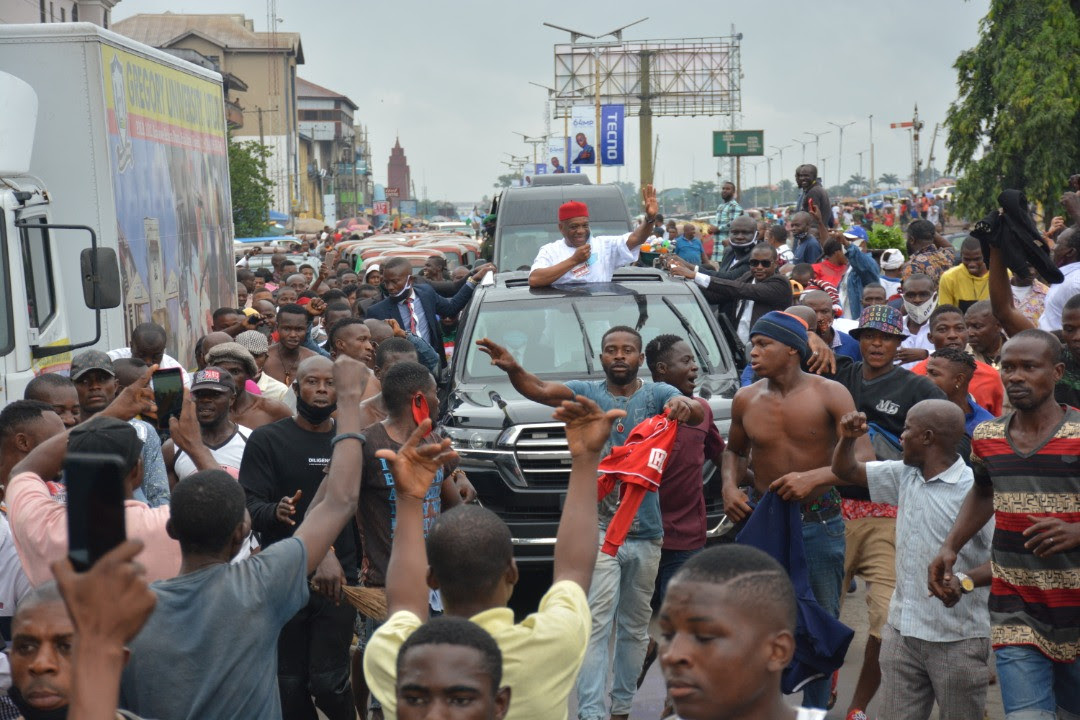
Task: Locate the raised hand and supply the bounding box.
[475,338,519,372]
[376,419,459,500]
[839,411,869,439]
[553,395,624,457]
[102,364,158,421]
[642,184,659,217]
[168,392,204,454]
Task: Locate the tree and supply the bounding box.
[944,1,1080,226]
[688,180,719,212]
[878,173,901,187]
[611,181,639,213]
[228,138,275,238]
[776,179,795,204]
[493,173,520,189]
[847,174,869,194]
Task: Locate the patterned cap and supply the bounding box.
[190,366,236,394]
[849,304,908,340]
[70,349,115,380]
[236,330,269,355]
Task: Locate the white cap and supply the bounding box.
[880,248,905,270]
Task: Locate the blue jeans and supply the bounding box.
[799,513,846,709]
[576,532,662,720]
[651,547,703,612]
[995,645,1080,719]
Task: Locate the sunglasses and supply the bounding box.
[748,259,773,268]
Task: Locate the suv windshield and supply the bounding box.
[498,223,631,272]
[463,292,725,381]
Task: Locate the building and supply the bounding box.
[160,48,248,130]
[387,136,411,209]
[296,77,362,223]
[113,12,304,217]
[0,0,120,26]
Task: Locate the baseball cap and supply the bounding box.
[70,350,116,381]
[849,304,908,340]
[236,330,269,356]
[191,366,236,394]
[880,248,905,270]
[843,226,868,243]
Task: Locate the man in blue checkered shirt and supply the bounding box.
[711,181,743,262]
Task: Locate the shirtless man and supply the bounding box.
[205,342,292,429]
[357,338,418,428]
[265,303,317,386]
[721,310,872,710]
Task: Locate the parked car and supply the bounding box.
[440,267,739,564]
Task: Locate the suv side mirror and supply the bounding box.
[80,247,121,309]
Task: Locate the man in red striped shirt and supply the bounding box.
[931,329,1080,718]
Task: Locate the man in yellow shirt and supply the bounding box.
[937,237,989,313]
[363,396,624,720]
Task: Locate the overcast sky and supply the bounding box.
[115,0,990,204]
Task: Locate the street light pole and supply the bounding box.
[856,150,866,192]
[869,114,875,193]
[803,130,831,171]
[791,138,810,165]
[827,121,856,187]
[770,145,791,204]
[766,155,774,207]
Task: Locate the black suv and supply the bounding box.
[440,268,739,565]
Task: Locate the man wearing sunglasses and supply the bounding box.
[668,243,793,345]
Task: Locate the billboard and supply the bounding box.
[546,136,569,173]
[398,199,418,217]
[712,130,764,156]
[102,44,234,368]
[570,106,596,165]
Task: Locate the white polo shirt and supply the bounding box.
[531,234,639,284]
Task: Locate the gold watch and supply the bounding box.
[955,571,975,594]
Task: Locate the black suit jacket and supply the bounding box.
[365,281,475,365]
[698,271,793,328]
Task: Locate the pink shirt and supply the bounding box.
[6,471,182,586]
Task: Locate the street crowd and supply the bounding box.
[0,166,1078,720]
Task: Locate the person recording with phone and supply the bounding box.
[239,355,372,720]
[7,367,182,587]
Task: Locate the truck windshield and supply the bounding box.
[0,210,12,354]
[462,293,726,381]
[497,222,632,273]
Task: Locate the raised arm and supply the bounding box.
[552,396,624,590]
[987,245,1034,336]
[475,338,574,407]
[293,356,368,574]
[166,393,219,489]
[378,420,459,618]
[625,185,659,251]
[831,411,870,488]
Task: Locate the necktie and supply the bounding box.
[405,296,418,334]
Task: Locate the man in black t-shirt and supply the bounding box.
[239,355,372,720]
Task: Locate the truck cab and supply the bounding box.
[0,71,120,405]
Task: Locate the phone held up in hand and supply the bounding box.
[152,367,184,431]
[65,452,127,571]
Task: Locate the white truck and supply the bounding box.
[0,23,236,405]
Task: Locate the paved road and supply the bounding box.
[511,570,1005,720]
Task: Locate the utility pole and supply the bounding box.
[593,47,602,183]
[791,138,810,165]
[868,114,875,193]
[856,150,866,192]
[514,132,548,166]
[827,121,855,187]
[766,155,774,207]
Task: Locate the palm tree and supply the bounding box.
[846,174,868,193]
[878,173,900,187]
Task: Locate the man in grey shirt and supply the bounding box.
[832,399,993,720]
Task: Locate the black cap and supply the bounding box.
[70,350,116,381]
[68,416,143,474]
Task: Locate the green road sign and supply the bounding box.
[712,130,765,157]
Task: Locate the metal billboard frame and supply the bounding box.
[552,36,741,118]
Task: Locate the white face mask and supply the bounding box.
[903,292,938,324]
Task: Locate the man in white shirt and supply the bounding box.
[108,322,191,387]
[1037,227,1080,332]
[529,185,658,287]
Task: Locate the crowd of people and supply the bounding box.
[0,168,1077,720]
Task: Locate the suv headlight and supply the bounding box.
[443,426,503,451]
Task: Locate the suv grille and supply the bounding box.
[513,424,571,486]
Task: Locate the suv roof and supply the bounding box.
[529,174,591,186]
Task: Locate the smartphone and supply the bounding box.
[65,452,127,571]
[412,394,433,437]
[152,367,184,431]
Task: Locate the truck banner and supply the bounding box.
[101,44,234,367]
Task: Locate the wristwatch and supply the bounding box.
[954,571,975,594]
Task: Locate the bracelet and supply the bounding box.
[330,432,366,448]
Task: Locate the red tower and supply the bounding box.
[387,136,411,201]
